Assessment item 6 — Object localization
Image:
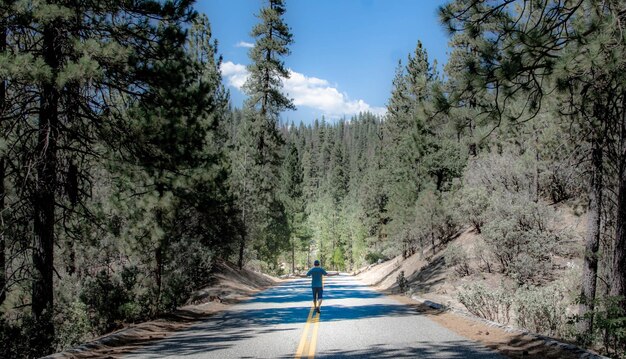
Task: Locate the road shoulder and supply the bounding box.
[389,293,604,359]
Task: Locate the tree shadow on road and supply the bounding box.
[126,302,422,357]
[249,286,383,304]
[213,302,419,327]
[248,278,384,304]
[126,325,295,357]
[306,340,503,358]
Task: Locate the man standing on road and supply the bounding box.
[305,260,338,313]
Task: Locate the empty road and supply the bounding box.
[126,275,503,358]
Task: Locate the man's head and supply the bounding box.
[314,259,320,267]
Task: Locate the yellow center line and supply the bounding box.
[296,275,329,358]
[307,313,321,358]
[294,306,315,359]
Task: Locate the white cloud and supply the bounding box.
[220,61,248,89]
[219,61,386,118]
[235,41,254,48]
[285,71,386,117]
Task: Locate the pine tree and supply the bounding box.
[280,142,305,273]
[383,41,438,249]
[442,30,488,157]
[232,0,295,269]
[244,0,296,120]
[120,11,230,311]
[1,1,201,352]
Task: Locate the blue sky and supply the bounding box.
[196,0,450,124]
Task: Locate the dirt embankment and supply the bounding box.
[355,208,605,359]
[391,294,592,359]
[48,261,279,359]
[357,204,586,304]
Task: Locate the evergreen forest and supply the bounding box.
[0,0,625,357]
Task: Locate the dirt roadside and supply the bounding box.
[387,293,606,359]
[47,261,279,359]
[353,221,608,359]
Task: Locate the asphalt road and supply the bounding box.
[125,275,503,358]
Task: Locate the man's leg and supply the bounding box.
[317,289,323,313]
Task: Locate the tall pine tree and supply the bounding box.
[1,1,200,352]
[232,0,294,269]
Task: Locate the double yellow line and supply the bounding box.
[295,277,325,358]
[294,306,320,358]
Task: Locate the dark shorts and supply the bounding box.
[312,287,323,301]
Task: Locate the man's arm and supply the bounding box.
[297,269,312,278]
[326,271,340,277]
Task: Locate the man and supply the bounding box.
[305,260,338,313]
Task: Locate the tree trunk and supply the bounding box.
[319,233,324,264]
[532,120,539,203]
[65,110,79,276]
[468,98,477,156]
[431,212,436,256]
[64,7,82,278]
[436,172,444,192]
[610,94,626,313]
[0,22,6,306]
[0,158,5,306]
[578,135,603,340]
[238,233,246,270]
[154,182,165,310]
[291,235,295,273]
[32,22,60,351]
[238,205,246,270]
[155,243,163,308]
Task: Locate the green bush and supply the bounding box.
[331,247,346,271]
[121,265,140,291]
[462,152,534,195]
[54,301,93,351]
[472,240,494,273]
[514,284,570,337]
[79,267,144,333]
[0,317,30,359]
[482,192,563,283]
[365,251,387,265]
[460,152,569,284]
[0,314,56,358]
[161,272,189,311]
[160,239,213,311]
[396,270,409,294]
[118,301,144,321]
[458,283,512,324]
[413,189,462,255]
[457,186,489,233]
[593,296,626,358]
[443,244,471,276]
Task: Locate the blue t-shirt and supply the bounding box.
[306,267,328,288]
